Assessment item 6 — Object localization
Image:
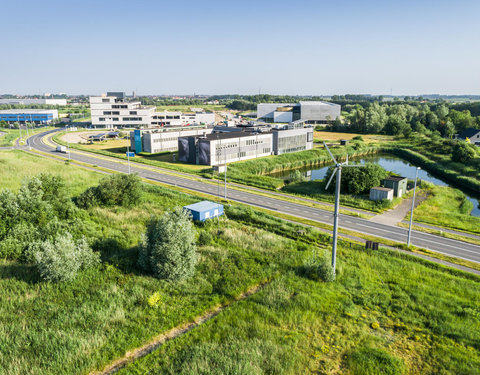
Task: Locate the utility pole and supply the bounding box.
[224,144,227,201]
[407,167,421,247]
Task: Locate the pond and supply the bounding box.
[270,153,480,217]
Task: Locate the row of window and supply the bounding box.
[153,115,181,120]
[153,137,178,143]
[103,111,120,115]
[112,105,128,109]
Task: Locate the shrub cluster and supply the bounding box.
[138,207,197,281]
[302,253,335,282]
[76,173,142,209]
[30,233,100,282]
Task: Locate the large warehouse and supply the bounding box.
[0,109,59,124]
[0,98,67,106]
[178,126,314,166]
[130,125,213,153]
[257,101,341,124]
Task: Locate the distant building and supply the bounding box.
[383,176,408,198]
[370,187,394,201]
[90,92,155,128]
[0,109,59,124]
[257,101,341,124]
[456,128,480,146]
[89,92,215,129]
[0,98,67,106]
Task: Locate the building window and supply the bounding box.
[102,99,109,103]
[103,111,112,115]
[99,118,105,121]
[130,111,137,115]
[113,118,119,121]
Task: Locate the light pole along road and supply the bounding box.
[28,129,480,264]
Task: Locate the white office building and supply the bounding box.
[0,98,67,106]
[90,92,155,128]
[152,111,215,127]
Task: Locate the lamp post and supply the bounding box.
[407,167,421,247]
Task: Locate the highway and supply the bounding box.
[28,129,480,264]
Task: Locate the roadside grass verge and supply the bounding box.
[412,184,480,235]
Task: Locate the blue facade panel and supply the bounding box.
[183,201,224,222]
[0,113,53,122]
[134,130,142,153]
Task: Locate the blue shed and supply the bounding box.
[183,201,224,222]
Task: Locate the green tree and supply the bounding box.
[324,163,389,195]
[452,142,476,163]
[138,207,197,281]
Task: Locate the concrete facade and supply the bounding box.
[383,176,408,198]
[272,127,314,155]
[131,126,213,153]
[370,187,394,201]
[257,101,340,123]
[152,111,215,127]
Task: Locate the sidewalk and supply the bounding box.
[370,194,426,226]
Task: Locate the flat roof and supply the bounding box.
[371,187,393,192]
[183,200,223,212]
[0,109,58,114]
[384,176,407,182]
[199,131,272,141]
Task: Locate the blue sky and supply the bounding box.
[1,0,479,95]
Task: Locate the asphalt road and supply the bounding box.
[29,129,480,264]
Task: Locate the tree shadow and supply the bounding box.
[0,262,41,284]
[92,237,145,276]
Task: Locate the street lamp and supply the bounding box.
[407,167,421,247]
[126,131,131,174]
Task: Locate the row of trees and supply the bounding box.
[336,102,480,137]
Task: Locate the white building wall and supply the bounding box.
[90,96,154,128]
[210,133,273,165]
[134,127,213,153]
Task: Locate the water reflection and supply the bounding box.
[271,154,480,217]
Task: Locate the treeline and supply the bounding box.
[139,97,206,106]
[334,102,480,136]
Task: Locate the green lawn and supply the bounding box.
[0,151,479,374]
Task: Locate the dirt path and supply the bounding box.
[370,192,427,226]
[90,281,268,375]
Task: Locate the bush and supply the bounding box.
[138,207,197,281]
[76,173,142,209]
[345,347,405,375]
[452,142,476,163]
[352,135,364,141]
[198,231,213,246]
[302,253,335,282]
[30,232,100,282]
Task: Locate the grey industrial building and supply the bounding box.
[257,101,341,124]
[178,126,314,166]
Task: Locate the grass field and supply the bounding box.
[0,127,56,147]
[0,151,479,375]
[120,239,480,374]
[314,131,395,144]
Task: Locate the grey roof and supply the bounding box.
[384,176,407,182]
[183,200,222,212]
[458,128,480,139]
[371,187,393,192]
[298,101,341,108]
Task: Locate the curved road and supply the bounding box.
[29,129,480,264]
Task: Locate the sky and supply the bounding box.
[1,0,479,96]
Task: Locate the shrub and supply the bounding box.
[30,232,100,282]
[198,231,213,246]
[345,347,405,375]
[76,173,142,209]
[138,207,197,281]
[302,253,335,282]
[352,135,364,141]
[452,142,476,163]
